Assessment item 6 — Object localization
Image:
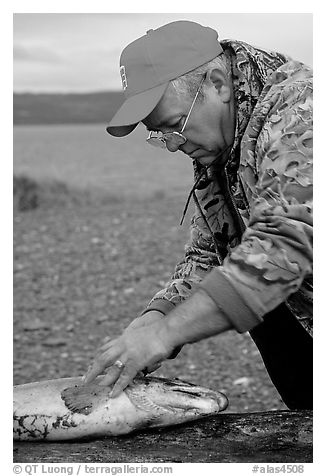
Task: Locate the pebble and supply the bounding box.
[124,288,134,294]
[96,315,109,323]
[23,319,51,331]
[42,337,67,347]
[91,237,101,244]
[233,377,253,386]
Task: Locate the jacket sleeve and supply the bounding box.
[199,63,313,332]
[141,203,223,316]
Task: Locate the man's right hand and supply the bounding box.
[96,310,181,376]
[127,310,166,331]
[128,310,182,365]
[96,311,166,375]
[127,311,166,373]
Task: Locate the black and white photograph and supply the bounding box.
[12,9,314,469]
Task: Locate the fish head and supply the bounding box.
[125,376,228,427]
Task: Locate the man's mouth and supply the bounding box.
[188,149,202,159]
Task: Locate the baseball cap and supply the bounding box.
[106,20,223,137]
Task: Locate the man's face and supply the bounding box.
[143,72,236,166]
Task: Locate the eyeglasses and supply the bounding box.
[146,75,205,149]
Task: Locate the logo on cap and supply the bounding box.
[120,66,128,90]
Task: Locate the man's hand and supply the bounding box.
[83,289,232,399]
[126,310,165,331]
[125,311,166,373]
[82,317,174,398]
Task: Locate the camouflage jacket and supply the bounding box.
[142,40,313,336]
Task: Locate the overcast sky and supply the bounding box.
[13,13,313,93]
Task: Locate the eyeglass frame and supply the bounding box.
[146,74,206,149]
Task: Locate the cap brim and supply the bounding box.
[106,123,138,137]
[106,82,168,137]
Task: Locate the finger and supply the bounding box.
[109,366,138,398]
[81,365,93,383]
[96,340,115,356]
[140,362,161,376]
[98,362,125,387]
[83,348,119,384]
[145,362,162,374]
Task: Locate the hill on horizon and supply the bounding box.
[13,91,124,125]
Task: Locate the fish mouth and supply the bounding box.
[171,387,203,398]
[161,378,228,414]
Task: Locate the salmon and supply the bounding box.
[13,375,228,441]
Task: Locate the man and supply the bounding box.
[83,21,313,409]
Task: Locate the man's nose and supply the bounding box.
[165,139,180,153]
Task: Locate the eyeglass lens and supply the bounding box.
[147,131,186,149]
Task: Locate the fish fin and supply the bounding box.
[61,384,111,415]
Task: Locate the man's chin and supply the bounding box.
[197,147,232,166]
[196,156,218,166]
[185,147,223,166]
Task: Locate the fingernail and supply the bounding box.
[81,367,91,384]
[84,365,92,377]
[82,373,89,383]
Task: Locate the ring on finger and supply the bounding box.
[113,360,125,370]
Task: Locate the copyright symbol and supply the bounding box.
[13,466,22,474]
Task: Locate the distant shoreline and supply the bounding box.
[13,91,124,125]
[13,122,109,126]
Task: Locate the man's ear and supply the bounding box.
[205,68,232,103]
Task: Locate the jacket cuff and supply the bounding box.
[140,299,176,316]
[199,269,263,333]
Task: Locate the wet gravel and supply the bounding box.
[13,193,287,413]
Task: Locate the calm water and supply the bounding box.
[13,124,193,198]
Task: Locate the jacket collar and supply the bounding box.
[221,39,290,181]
